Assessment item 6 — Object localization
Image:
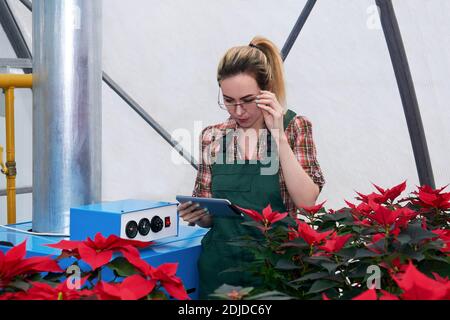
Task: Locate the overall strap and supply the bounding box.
[283,109,297,130]
[221,130,236,162]
[267,109,297,156]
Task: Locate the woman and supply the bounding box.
[178,36,325,299]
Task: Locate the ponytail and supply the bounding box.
[249,36,286,109]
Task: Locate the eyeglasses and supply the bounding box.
[217,89,258,111]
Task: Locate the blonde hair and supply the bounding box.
[217,36,287,111]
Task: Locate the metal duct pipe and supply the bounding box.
[32,0,102,233]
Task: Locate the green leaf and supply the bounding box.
[213,284,246,295]
[43,272,64,282]
[304,256,333,263]
[275,259,301,270]
[239,287,255,297]
[334,247,357,259]
[321,212,352,222]
[278,238,309,249]
[291,272,329,283]
[247,291,293,300]
[304,256,338,274]
[107,257,139,277]
[147,289,168,300]
[219,266,247,274]
[346,262,377,279]
[425,239,446,251]
[307,280,338,294]
[319,287,341,300]
[397,233,412,245]
[8,280,31,292]
[28,273,45,282]
[398,246,425,261]
[240,221,262,229]
[404,223,437,244]
[209,284,255,300]
[353,249,383,259]
[227,240,261,249]
[367,238,386,254]
[418,260,450,277]
[321,262,339,274]
[426,254,450,264]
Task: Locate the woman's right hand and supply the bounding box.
[177,201,213,228]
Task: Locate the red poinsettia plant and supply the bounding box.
[0,233,190,300]
[214,181,450,300]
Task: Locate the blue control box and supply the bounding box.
[70,199,179,242]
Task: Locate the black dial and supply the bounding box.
[150,216,164,233]
[125,220,138,239]
[138,218,151,236]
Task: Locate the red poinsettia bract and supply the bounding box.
[356,181,407,205]
[289,221,333,246]
[95,275,156,300]
[358,202,418,233]
[392,262,450,300]
[0,241,63,288]
[412,185,450,211]
[379,257,408,276]
[299,201,327,216]
[23,280,95,300]
[237,204,288,233]
[352,288,378,300]
[47,233,152,270]
[432,229,450,254]
[319,233,352,253]
[122,253,190,300]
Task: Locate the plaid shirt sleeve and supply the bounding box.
[280,115,326,216]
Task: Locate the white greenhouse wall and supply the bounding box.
[0,0,449,225]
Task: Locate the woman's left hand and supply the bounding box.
[256,90,284,138]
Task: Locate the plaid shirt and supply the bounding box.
[192,114,325,217]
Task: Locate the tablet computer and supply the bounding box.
[176,195,243,218]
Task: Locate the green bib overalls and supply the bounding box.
[197,109,297,299]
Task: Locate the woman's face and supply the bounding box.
[219,73,265,130]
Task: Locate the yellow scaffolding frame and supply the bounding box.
[0,74,33,224]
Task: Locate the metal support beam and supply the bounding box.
[281,0,317,61]
[18,0,32,11]
[0,186,32,197]
[376,0,435,188]
[0,0,32,74]
[103,73,199,170]
[0,58,33,69]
